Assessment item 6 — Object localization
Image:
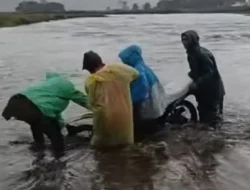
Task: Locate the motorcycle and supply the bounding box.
[66,80,198,137]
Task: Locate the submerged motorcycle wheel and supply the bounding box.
[163,100,198,125]
[174,100,198,123]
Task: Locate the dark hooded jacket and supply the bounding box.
[181,30,225,102]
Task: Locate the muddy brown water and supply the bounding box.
[1,14,250,190]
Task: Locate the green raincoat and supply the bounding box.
[20,72,88,127]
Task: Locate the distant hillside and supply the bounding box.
[16,1,65,13]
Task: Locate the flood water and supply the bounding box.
[1,14,250,190]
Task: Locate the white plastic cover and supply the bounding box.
[164,75,193,106]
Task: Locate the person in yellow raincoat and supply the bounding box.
[82,51,139,148]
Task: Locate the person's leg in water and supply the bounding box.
[197,98,224,129]
[133,102,145,142]
[212,97,224,128]
[30,124,45,150]
[218,97,224,120]
[133,102,164,141]
[41,117,65,158]
[30,114,65,158]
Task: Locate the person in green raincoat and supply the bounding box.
[2,72,89,157]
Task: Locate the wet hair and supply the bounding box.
[82,51,103,72]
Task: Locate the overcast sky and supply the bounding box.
[0,0,158,12]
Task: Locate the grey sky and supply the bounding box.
[0,0,158,12]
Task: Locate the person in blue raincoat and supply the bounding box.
[118,45,167,139]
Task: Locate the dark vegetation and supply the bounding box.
[0,0,250,28]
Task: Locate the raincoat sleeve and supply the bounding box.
[125,65,140,81]
[195,53,216,87]
[116,64,140,81]
[69,89,90,109]
[118,64,147,103]
[84,78,95,111]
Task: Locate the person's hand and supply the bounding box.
[189,82,197,91]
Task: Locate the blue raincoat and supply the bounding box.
[119,45,167,119]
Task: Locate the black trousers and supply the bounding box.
[196,96,224,126]
[132,103,161,141]
[2,94,64,155]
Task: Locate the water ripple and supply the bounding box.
[0,14,250,190]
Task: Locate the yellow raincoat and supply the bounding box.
[85,63,139,148]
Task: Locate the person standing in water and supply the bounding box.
[2,72,89,157]
[181,30,225,128]
[82,51,139,148]
[118,45,168,139]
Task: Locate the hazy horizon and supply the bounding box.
[0,0,158,12]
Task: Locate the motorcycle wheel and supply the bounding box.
[174,100,198,122]
[161,99,198,125]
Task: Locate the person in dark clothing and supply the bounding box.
[181,30,225,128]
